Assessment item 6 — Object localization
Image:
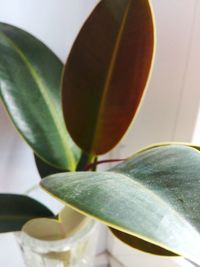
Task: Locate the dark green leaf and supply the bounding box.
[62,0,154,155]
[109,228,176,256]
[0,194,54,233]
[0,23,80,171]
[34,153,67,179]
[41,145,200,265]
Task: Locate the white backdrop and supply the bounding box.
[0,0,99,61]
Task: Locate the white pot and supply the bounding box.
[107,230,196,267]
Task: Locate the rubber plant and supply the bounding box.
[0,0,200,265]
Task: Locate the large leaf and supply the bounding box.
[62,0,154,155]
[0,194,54,233]
[0,23,80,170]
[42,145,200,265]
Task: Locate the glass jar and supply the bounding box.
[13,184,99,267]
[16,207,97,267]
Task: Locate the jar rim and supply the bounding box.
[16,219,96,252]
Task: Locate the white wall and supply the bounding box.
[0,0,99,61]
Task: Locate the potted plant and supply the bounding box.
[1,0,200,266]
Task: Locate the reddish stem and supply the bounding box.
[85,158,126,171]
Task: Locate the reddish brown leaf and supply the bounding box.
[62,0,155,155]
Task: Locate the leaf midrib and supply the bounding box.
[91,0,132,152]
[0,31,75,169]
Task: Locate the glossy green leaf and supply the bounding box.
[62,0,154,155]
[42,145,200,264]
[0,194,54,233]
[108,143,200,256]
[0,23,80,170]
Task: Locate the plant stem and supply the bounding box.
[85,158,126,171]
[76,152,96,171]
